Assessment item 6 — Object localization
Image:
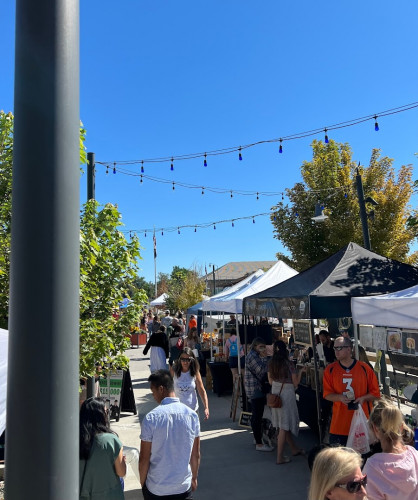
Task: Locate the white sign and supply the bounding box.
[99,369,124,421]
[373,327,387,351]
[359,325,373,349]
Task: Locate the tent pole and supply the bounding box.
[354,324,360,359]
[310,320,322,444]
[236,316,241,377]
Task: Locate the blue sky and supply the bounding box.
[1,1,417,284]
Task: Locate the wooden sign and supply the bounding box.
[239,411,252,429]
[294,319,312,346]
[230,375,241,422]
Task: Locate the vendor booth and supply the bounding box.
[149,293,168,308]
[352,284,418,407]
[243,242,418,440]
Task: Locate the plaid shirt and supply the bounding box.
[244,350,270,399]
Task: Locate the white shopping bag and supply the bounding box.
[346,405,370,455]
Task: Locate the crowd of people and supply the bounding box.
[78,316,418,500]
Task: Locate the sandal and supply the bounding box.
[276,456,291,464]
[292,449,306,457]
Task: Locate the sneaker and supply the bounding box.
[255,444,274,452]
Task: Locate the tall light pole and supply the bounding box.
[209,263,216,295]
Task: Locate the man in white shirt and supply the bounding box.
[139,370,200,499]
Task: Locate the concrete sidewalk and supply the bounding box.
[112,346,319,500]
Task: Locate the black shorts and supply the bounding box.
[143,483,193,500]
[229,356,245,369]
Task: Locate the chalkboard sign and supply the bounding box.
[294,320,312,346]
[239,411,252,428]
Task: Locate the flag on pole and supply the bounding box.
[153,233,157,259]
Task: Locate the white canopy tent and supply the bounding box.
[0,328,8,435]
[202,269,264,312]
[150,293,168,307]
[351,283,418,329]
[202,261,298,313]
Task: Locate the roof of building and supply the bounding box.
[204,261,277,281]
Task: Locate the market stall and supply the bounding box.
[243,242,418,440]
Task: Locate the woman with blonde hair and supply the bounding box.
[363,398,418,500]
[308,447,367,500]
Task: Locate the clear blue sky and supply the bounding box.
[1,1,417,284]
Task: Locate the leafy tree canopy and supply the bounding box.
[271,140,418,271]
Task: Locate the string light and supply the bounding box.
[324,128,329,144]
[113,164,116,174]
[161,230,164,236]
[172,182,175,191]
[230,191,233,198]
[144,231,147,237]
[201,187,204,195]
[252,217,255,223]
[374,116,379,131]
[213,224,216,230]
[238,147,243,161]
[178,227,180,234]
[140,174,143,183]
[170,158,174,171]
[204,153,207,167]
[100,101,418,168]
[106,165,109,174]
[232,221,235,227]
[194,227,197,232]
[256,192,259,200]
[141,161,144,173]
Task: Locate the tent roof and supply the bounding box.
[202,261,298,313]
[352,284,418,329]
[243,242,418,319]
[150,293,168,306]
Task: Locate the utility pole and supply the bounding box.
[6,1,80,498]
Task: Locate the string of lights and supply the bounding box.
[98,101,418,169]
[98,163,354,200]
[124,211,274,237]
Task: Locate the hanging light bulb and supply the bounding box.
[170,158,174,171]
[232,221,235,227]
[324,128,329,144]
[113,163,116,174]
[144,231,147,237]
[213,224,216,230]
[279,139,283,154]
[252,217,255,224]
[230,191,233,198]
[374,115,379,131]
[344,192,348,198]
[273,215,277,221]
[238,147,243,161]
[141,161,144,173]
[201,187,204,195]
[194,227,197,233]
[140,175,143,184]
[281,193,284,201]
[256,192,259,200]
[106,165,109,175]
[172,182,175,191]
[204,153,207,167]
[178,227,180,235]
[161,230,164,236]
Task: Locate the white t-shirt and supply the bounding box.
[174,371,198,411]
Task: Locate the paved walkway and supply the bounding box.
[113,346,319,500]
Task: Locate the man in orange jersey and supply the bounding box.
[323,335,380,446]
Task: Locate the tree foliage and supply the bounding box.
[80,201,147,378]
[0,111,13,329]
[271,140,418,271]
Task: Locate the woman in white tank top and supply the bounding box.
[171,347,210,419]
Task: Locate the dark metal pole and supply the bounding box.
[6,1,80,499]
[212,264,216,295]
[355,167,371,251]
[86,152,96,399]
[87,152,95,201]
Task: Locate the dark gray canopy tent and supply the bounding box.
[243,242,418,441]
[243,242,418,319]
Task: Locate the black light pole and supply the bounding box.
[6,1,80,499]
[355,166,371,251]
[212,264,216,295]
[86,152,96,399]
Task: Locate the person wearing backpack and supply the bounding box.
[225,328,245,377]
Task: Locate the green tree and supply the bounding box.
[0,110,88,328]
[165,266,205,312]
[271,140,418,270]
[80,200,147,378]
[0,111,13,328]
[130,276,154,301]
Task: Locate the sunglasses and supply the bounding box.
[180,357,191,362]
[334,346,350,351]
[337,475,367,494]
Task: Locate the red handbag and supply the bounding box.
[266,383,284,408]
